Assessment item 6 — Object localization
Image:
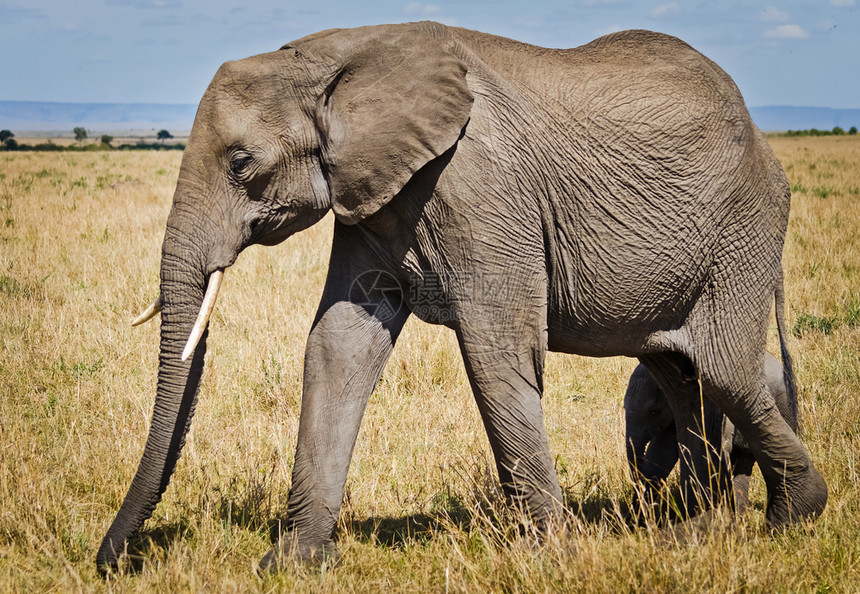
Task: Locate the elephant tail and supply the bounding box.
[774,269,799,431]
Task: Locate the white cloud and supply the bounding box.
[105,0,180,7]
[759,6,790,22]
[764,24,810,40]
[830,0,854,6]
[651,3,679,18]
[404,2,442,15]
[596,24,624,36]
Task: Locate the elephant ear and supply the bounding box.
[313,29,474,224]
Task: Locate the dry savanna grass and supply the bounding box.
[1,136,859,591]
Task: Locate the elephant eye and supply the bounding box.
[230,152,254,176]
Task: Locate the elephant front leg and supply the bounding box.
[456,326,564,531]
[730,450,755,513]
[723,416,755,513]
[260,295,409,570]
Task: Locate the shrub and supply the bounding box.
[813,186,833,199]
[116,142,185,151]
[792,312,837,336]
[781,127,858,137]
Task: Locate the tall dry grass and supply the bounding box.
[1,136,858,591]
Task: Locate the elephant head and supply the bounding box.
[96,24,473,570]
[624,364,679,488]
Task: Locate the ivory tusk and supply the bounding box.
[181,269,224,362]
[131,296,163,326]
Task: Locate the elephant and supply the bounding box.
[625,350,798,512]
[96,21,827,572]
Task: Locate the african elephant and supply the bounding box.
[625,350,798,512]
[96,21,827,571]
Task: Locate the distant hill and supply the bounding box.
[749,106,860,132]
[1,101,858,134]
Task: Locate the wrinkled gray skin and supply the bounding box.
[96,22,827,571]
[625,351,798,512]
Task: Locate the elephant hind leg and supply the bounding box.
[694,346,827,527]
[638,352,734,517]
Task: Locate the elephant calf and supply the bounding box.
[624,351,797,511]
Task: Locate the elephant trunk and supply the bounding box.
[97,227,214,571]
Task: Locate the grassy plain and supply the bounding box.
[1,136,859,591]
[9,133,189,148]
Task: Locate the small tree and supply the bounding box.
[4,138,18,150]
[849,126,858,135]
[74,127,87,144]
[157,129,173,144]
[0,130,13,143]
[832,126,845,135]
[101,134,114,146]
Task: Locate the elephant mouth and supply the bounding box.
[130,268,225,362]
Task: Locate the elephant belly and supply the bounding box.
[540,175,717,358]
[546,321,679,358]
[544,241,708,358]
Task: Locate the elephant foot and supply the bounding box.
[765,465,828,528]
[257,537,340,573]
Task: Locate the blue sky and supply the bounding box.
[2,1,858,108]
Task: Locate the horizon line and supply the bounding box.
[2,99,860,111]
